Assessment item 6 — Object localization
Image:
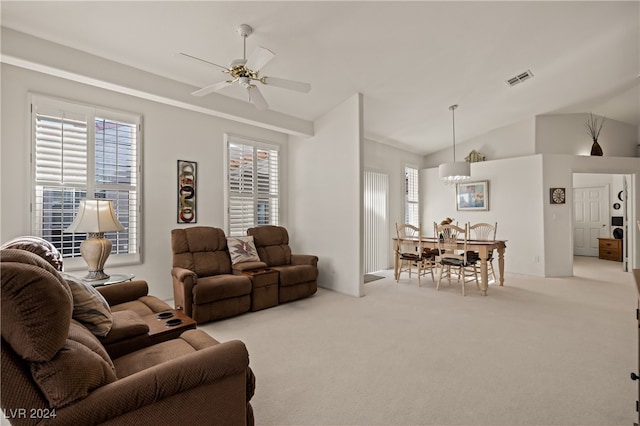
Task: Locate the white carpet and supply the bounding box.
[200,257,637,425]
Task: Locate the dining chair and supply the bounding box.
[434,223,478,296]
[395,223,433,286]
[468,222,497,283]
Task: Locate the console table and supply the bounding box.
[243,268,279,311]
[142,310,196,345]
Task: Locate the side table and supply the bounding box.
[62,272,135,287]
[142,309,197,345]
[243,268,279,311]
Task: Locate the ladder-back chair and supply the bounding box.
[434,223,478,296]
[395,223,434,286]
[468,222,497,283]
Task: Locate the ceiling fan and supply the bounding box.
[180,24,311,110]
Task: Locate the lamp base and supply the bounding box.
[80,233,113,282]
[83,270,110,281]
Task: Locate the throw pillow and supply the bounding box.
[227,236,261,264]
[65,277,113,337]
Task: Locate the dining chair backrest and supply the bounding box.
[435,223,468,263]
[468,222,497,241]
[396,223,420,255]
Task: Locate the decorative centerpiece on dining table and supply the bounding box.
[440,217,454,225]
[585,112,605,156]
[437,217,455,242]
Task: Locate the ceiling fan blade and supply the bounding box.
[245,46,275,72]
[179,52,228,71]
[247,86,268,110]
[191,80,232,96]
[261,76,311,93]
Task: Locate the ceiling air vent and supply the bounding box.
[506,70,534,87]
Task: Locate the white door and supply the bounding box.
[573,186,607,256]
[364,171,389,273]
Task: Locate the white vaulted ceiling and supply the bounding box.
[1,1,638,154]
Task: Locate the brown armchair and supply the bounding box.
[1,248,255,425]
[171,226,261,323]
[247,225,318,303]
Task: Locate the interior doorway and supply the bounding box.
[572,173,633,273]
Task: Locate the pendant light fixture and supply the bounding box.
[439,104,471,184]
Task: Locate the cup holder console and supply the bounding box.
[165,318,184,327]
[157,311,174,320]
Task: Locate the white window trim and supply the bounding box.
[30,93,143,271]
[404,165,420,228]
[224,133,280,236]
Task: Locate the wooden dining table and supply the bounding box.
[392,237,507,296]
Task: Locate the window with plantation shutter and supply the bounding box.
[404,166,419,227]
[31,95,141,266]
[227,136,279,236]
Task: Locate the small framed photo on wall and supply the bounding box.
[456,180,489,211]
[177,160,197,223]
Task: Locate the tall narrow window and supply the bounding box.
[404,166,419,227]
[31,95,141,264]
[227,136,279,236]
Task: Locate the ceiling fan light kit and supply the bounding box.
[181,24,311,110]
[439,104,471,184]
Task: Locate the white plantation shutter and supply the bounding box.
[94,116,138,255]
[31,95,141,262]
[227,137,279,236]
[34,107,88,185]
[405,166,419,227]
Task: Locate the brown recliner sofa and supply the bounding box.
[171,226,263,324]
[247,225,318,303]
[1,236,177,359]
[1,248,255,425]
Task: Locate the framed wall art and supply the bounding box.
[456,180,489,211]
[177,160,197,223]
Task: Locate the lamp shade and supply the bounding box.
[65,199,125,233]
[439,162,471,182]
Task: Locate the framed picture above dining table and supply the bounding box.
[456,180,489,211]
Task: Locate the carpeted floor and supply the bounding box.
[200,256,636,425]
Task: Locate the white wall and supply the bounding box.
[424,113,638,169]
[536,113,638,156]
[422,117,536,168]
[1,63,289,301]
[363,138,424,268]
[422,155,547,277]
[289,94,364,297]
